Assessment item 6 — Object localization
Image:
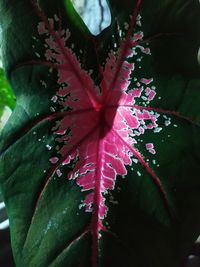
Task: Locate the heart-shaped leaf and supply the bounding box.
[0,1,200,267]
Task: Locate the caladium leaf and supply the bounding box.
[0,1,200,267]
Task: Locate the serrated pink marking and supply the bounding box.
[50,157,59,164]
[133,31,143,41]
[148,90,156,101]
[141,78,153,85]
[146,143,156,154]
[43,32,161,224]
[38,22,47,35]
[30,1,178,266]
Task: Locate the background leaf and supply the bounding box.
[0,67,15,121]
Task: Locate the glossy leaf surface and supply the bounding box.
[0,1,200,267]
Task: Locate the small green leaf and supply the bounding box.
[64,0,91,34]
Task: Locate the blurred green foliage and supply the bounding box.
[0,68,16,117]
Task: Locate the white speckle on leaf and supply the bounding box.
[136,14,142,26]
[141,96,147,101]
[154,127,162,133]
[56,169,62,177]
[124,22,129,30]
[44,221,52,235]
[54,14,59,21]
[50,107,56,112]
[62,208,68,214]
[78,203,84,210]
[46,144,52,150]
[40,80,47,88]
[165,120,171,126]
[35,52,41,58]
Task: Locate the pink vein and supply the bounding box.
[108,124,173,219]
[0,109,93,158]
[104,229,131,253]
[105,104,199,127]
[103,0,142,102]
[33,108,93,125]
[137,32,182,46]
[91,128,103,267]
[126,104,199,126]
[22,109,93,135]
[9,60,70,74]
[91,37,106,103]
[48,226,90,266]
[31,0,101,110]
